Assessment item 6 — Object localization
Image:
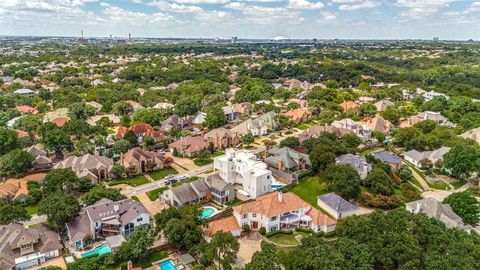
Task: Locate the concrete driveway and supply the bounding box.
[235,232,262,268]
[129,192,167,216]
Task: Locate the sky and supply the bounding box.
[0,0,479,40]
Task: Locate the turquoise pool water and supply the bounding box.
[81,244,112,258]
[271,184,285,190]
[199,207,215,219]
[159,259,176,270]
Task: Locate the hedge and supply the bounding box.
[266,230,293,238]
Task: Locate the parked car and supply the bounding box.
[177,175,188,181]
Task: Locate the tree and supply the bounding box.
[68,102,95,120]
[413,119,437,133]
[372,130,386,143]
[13,115,42,134]
[208,231,239,270]
[324,164,361,200]
[112,101,133,116]
[242,133,255,144]
[154,207,181,233]
[43,168,80,194]
[394,127,423,150]
[0,149,34,176]
[162,204,203,250]
[39,192,79,229]
[0,201,30,224]
[113,139,132,155]
[176,96,201,117]
[41,128,72,159]
[444,192,480,225]
[123,130,138,147]
[114,226,154,262]
[279,137,300,148]
[309,146,336,173]
[360,103,376,117]
[83,185,123,205]
[204,104,227,130]
[381,108,400,124]
[0,127,18,155]
[363,167,395,195]
[111,164,125,179]
[444,145,480,179]
[132,108,165,126]
[245,242,282,270]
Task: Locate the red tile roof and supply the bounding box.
[205,216,241,237]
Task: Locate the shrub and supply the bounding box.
[266,230,293,238]
[242,224,250,233]
[360,192,403,209]
[295,227,314,234]
[259,227,266,235]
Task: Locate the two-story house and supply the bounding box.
[0,223,63,270]
[214,149,272,199]
[331,118,372,140]
[230,111,277,137]
[66,198,151,250]
[233,191,336,233]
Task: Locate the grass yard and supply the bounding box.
[225,198,242,207]
[452,181,465,190]
[133,251,168,269]
[146,187,168,201]
[268,231,311,246]
[172,176,199,188]
[408,177,423,190]
[213,150,225,157]
[359,147,384,157]
[290,176,331,207]
[108,175,149,187]
[149,167,178,181]
[131,196,140,202]
[296,124,310,130]
[429,181,450,190]
[193,157,213,166]
[24,204,39,215]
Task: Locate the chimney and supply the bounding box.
[278,191,283,202]
[114,204,119,213]
[415,203,421,213]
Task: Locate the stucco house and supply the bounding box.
[233,191,336,233]
[317,193,357,220]
[119,147,167,175]
[404,147,451,168]
[230,111,277,137]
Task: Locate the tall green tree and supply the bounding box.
[82,185,123,205]
[204,104,227,130]
[444,192,480,225]
[39,192,79,229]
[0,149,34,176]
[208,231,239,270]
[0,201,30,224]
[0,127,18,156]
[324,164,361,200]
[444,145,480,179]
[245,242,282,270]
[43,168,80,194]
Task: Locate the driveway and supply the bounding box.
[235,232,262,268]
[129,192,167,216]
[421,190,452,202]
[22,214,47,228]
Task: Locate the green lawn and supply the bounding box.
[108,175,149,187]
[290,176,331,207]
[146,187,168,201]
[131,196,140,202]
[133,251,168,269]
[149,168,179,181]
[452,181,465,189]
[172,176,199,188]
[24,204,39,215]
[225,198,242,207]
[429,181,450,190]
[296,124,310,130]
[408,177,423,190]
[359,147,384,157]
[213,151,225,157]
[193,157,213,166]
[268,231,311,246]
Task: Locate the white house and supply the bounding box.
[214,149,272,199]
[230,111,276,137]
[331,118,372,140]
[422,90,449,102]
[232,191,336,233]
[404,147,451,168]
[317,193,357,220]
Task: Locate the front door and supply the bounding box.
[251,221,258,230]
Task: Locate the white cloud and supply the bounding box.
[318,11,336,21]
[464,2,480,14]
[132,0,142,3]
[103,5,173,24]
[149,0,204,13]
[174,0,229,3]
[286,0,324,10]
[225,2,304,24]
[339,0,380,11]
[395,0,458,19]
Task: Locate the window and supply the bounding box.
[269,226,278,232]
[252,213,257,218]
[267,175,270,179]
[137,218,143,222]
[243,214,248,219]
[270,216,277,221]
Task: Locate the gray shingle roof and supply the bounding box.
[373,151,402,164]
[317,193,357,213]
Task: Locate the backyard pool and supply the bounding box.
[199,207,216,219]
[81,244,112,258]
[159,259,177,270]
[271,184,285,190]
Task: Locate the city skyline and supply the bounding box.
[1,0,480,40]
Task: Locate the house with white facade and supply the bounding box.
[214,149,272,199]
[317,193,357,220]
[66,198,151,250]
[335,154,372,179]
[422,90,449,102]
[331,118,372,140]
[230,111,276,137]
[404,147,451,168]
[233,191,336,233]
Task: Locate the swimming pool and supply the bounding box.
[81,244,112,258]
[199,207,215,219]
[271,184,285,190]
[159,259,176,270]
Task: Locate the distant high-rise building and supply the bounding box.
[231,36,238,44]
[433,37,439,42]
